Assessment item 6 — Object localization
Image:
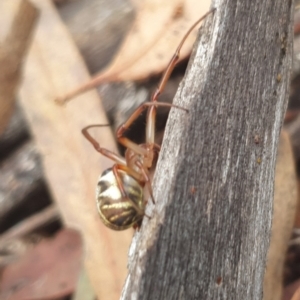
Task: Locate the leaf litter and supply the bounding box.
[56,0,211,103]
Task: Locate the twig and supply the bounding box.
[0,205,60,245]
[121,0,294,299]
[0,0,38,134]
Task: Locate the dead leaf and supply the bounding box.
[263,130,298,300]
[99,0,211,81]
[18,0,132,299]
[293,180,300,228]
[0,229,82,300]
[291,287,300,300]
[56,0,211,103]
[283,279,300,300]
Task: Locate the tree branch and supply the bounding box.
[121,0,294,299]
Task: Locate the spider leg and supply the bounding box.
[82,124,126,165]
[147,9,217,144]
[55,9,215,106]
[83,124,154,209]
[135,160,155,204]
[116,10,217,148]
[117,102,188,149]
[116,9,202,147]
[151,9,216,104]
[144,102,188,144]
[112,164,145,216]
[133,211,153,232]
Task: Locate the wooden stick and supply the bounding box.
[121,1,294,299]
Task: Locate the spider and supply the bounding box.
[70,9,215,230]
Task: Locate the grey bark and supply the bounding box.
[121,1,294,299]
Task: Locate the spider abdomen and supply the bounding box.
[96,168,144,230]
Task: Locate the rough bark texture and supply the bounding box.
[121,1,294,300]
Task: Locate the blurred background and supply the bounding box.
[1,0,300,299]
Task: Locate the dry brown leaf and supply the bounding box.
[18,0,132,299]
[0,229,82,300]
[283,279,300,300]
[293,179,300,227]
[263,130,298,300]
[291,287,300,300]
[100,0,211,81]
[57,0,211,103]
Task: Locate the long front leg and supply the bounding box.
[82,124,126,165]
[117,102,188,147]
[135,160,155,204]
[112,164,146,216]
